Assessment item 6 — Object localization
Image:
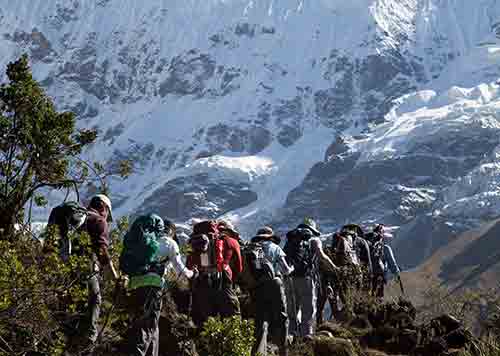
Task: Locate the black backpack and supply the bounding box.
[356,237,371,267]
[284,228,314,277]
[238,242,275,290]
[371,239,386,274]
[46,201,88,262]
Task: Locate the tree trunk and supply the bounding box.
[0,204,24,241]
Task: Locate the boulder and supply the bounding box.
[313,336,359,356]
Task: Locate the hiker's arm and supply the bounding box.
[311,238,338,272]
[222,239,233,275]
[233,240,243,274]
[165,237,194,279]
[277,253,294,276]
[363,240,373,274]
[90,220,119,280]
[384,245,400,276]
[172,254,194,279]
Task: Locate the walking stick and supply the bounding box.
[397,274,406,297]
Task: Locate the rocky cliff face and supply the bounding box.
[1,0,500,269]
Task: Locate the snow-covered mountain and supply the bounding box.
[1,0,500,268]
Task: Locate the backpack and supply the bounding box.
[371,239,386,274]
[238,242,275,291]
[284,228,314,277]
[356,237,371,267]
[119,214,163,276]
[46,201,88,262]
[331,232,359,266]
[188,220,225,274]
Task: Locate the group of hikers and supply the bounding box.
[46,194,402,356]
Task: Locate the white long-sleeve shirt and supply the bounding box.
[157,235,194,279]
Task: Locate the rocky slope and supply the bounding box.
[1,0,500,269]
[392,218,500,305]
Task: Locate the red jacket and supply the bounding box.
[222,235,243,281]
[187,235,243,282]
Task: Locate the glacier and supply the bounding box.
[1,0,500,268]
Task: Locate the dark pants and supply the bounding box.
[372,274,386,299]
[128,286,163,356]
[288,276,316,337]
[252,277,288,356]
[317,274,336,326]
[87,274,102,344]
[191,272,240,327]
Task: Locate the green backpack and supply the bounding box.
[119,214,163,276]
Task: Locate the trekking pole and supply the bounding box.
[397,274,406,297]
[96,278,122,345]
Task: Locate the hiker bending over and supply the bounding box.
[120,214,196,356]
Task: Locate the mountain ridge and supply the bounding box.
[1,0,500,269]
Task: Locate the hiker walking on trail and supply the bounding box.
[46,194,117,350]
[81,194,118,346]
[365,224,401,299]
[341,224,373,291]
[218,220,243,316]
[244,226,294,356]
[328,225,366,321]
[120,214,197,356]
[284,217,325,338]
[187,220,242,327]
[312,236,340,326]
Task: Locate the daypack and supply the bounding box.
[331,232,359,266]
[46,201,88,262]
[238,242,275,290]
[188,220,225,274]
[119,214,163,276]
[356,237,371,267]
[371,239,386,274]
[284,228,314,277]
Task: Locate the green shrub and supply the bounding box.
[198,315,255,356]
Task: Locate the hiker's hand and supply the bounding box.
[191,267,199,280]
[110,262,119,281]
[118,275,129,289]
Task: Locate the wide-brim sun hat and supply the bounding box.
[218,220,240,237]
[254,226,274,238]
[300,217,321,236]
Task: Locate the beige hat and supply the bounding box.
[255,226,274,238]
[218,220,239,236]
[93,194,113,222]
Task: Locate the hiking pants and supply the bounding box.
[316,273,336,326]
[217,272,240,319]
[290,276,317,337]
[128,286,163,356]
[191,272,240,327]
[252,277,289,356]
[372,273,386,299]
[87,274,102,343]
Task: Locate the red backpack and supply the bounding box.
[188,220,225,274]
